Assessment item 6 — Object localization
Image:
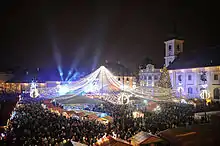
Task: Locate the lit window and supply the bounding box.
[214,74,218,80]
[188,75,192,80]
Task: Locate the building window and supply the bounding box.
[188,75,192,80]
[200,71,207,83]
[188,87,193,94]
[169,45,172,51]
[178,75,182,82]
[214,88,220,99]
[214,74,218,80]
[148,76,152,80]
[126,78,129,81]
[154,75,158,80]
[177,44,180,51]
[168,45,172,56]
[118,78,120,81]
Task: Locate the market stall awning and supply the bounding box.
[129,131,162,145]
[95,136,132,146]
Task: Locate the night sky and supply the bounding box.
[0,0,220,73]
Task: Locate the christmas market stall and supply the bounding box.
[129,131,165,146]
[95,135,132,146]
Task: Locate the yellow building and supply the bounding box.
[115,76,136,88]
[104,61,136,88]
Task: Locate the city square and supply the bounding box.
[1,1,220,146]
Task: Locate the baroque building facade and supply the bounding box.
[139,64,161,87]
[165,38,220,101]
[169,67,220,101]
[139,37,220,101]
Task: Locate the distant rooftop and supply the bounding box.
[168,46,220,70]
[165,34,184,42]
[104,62,134,76]
[7,68,61,83]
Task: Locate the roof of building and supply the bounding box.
[165,36,184,42]
[104,62,134,76]
[7,68,61,83]
[95,136,132,146]
[129,131,162,145]
[158,123,220,146]
[168,46,220,70]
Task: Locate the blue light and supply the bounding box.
[68,72,80,81]
[68,71,72,75]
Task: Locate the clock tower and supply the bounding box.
[164,38,184,67]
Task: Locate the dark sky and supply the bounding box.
[0,0,220,73]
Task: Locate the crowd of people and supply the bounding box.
[4,98,106,145]
[92,101,197,140]
[0,92,19,127]
[1,95,218,146]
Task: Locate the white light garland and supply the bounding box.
[36,66,174,103]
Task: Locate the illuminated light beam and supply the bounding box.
[67,67,101,91]
[58,66,64,81]
[53,41,63,81]
[65,70,72,81]
[68,71,79,82]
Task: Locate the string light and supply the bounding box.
[35,66,173,103]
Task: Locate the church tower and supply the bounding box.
[164,38,184,67]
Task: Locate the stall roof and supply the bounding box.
[95,136,132,146]
[129,131,162,145]
[158,123,220,146]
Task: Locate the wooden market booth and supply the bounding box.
[129,131,167,146]
[95,135,132,146]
